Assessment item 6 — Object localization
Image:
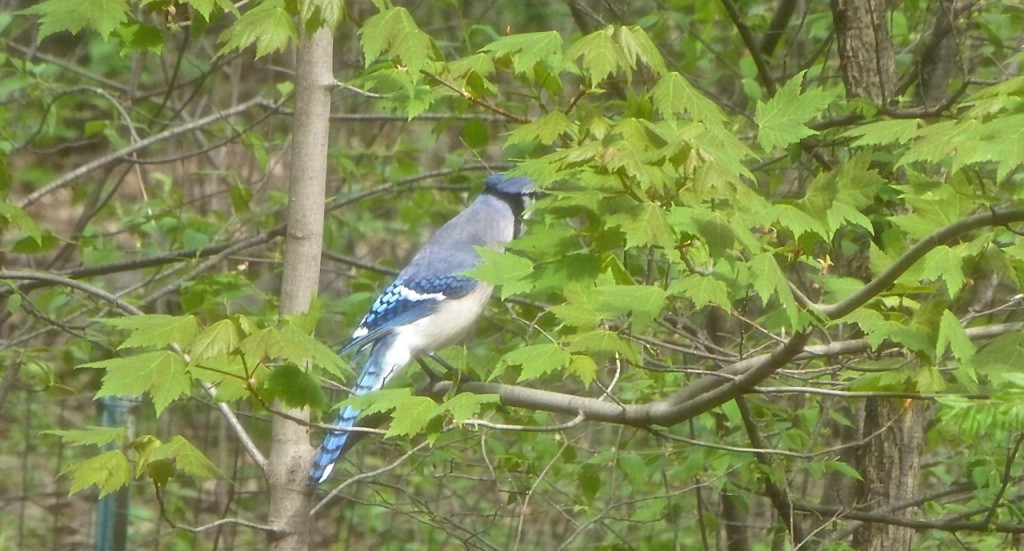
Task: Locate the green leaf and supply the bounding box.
[568,354,598,387]
[842,118,922,146]
[668,207,741,256]
[146,436,221,482]
[614,26,667,77]
[238,324,347,378]
[284,300,324,334]
[670,274,731,310]
[889,180,975,241]
[189,319,241,362]
[566,25,666,86]
[617,453,649,486]
[441,393,500,424]
[63,450,132,497]
[387,395,442,438]
[466,248,535,299]
[12,230,60,254]
[360,7,436,74]
[506,111,575,146]
[0,201,43,244]
[591,284,668,331]
[936,309,975,363]
[480,31,564,75]
[921,245,964,295]
[186,0,234,20]
[748,253,799,325]
[772,204,829,240]
[608,202,678,258]
[117,22,164,54]
[896,120,961,167]
[261,364,327,410]
[915,363,946,393]
[217,0,297,58]
[462,118,490,149]
[651,72,726,124]
[82,351,190,415]
[565,330,639,363]
[578,462,602,500]
[497,343,571,383]
[299,0,345,29]
[20,0,130,40]
[548,293,602,328]
[103,314,199,350]
[825,201,874,235]
[567,26,630,87]
[191,355,249,402]
[799,153,885,237]
[44,426,127,448]
[0,153,9,199]
[969,332,1024,376]
[824,459,863,481]
[447,53,497,95]
[343,388,415,416]
[755,70,835,151]
[279,322,347,378]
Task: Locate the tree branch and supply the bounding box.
[792,500,1024,534]
[423,331,811,428]
[736,397,806,544]
[806,208,1024,319]
[415,207,1024,435]
[719,0,777,95]
[16,96,272,208]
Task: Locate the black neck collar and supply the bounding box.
[485,188,528,218]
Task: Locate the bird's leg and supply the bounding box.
[416,356,445,383]
[426,353,459,376]
[426,353,481,385]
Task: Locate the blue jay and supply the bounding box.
[309,173,535,485]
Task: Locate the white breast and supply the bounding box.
[392,284,494,356]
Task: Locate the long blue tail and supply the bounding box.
[308,337,404,485]
[308,403,361,485]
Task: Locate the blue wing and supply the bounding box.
[341,275,479,353]
[309,275,479,486]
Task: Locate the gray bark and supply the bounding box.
[831,0,896,103]
[267,26,334,551]
[851,400,925,551]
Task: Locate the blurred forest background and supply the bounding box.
[3,0,1024,550]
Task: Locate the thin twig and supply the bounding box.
[421,71,531,123]
[0,270,269,472]
[310,440,431,515]
[463,412,585,432]
[17,97,271,208]
[983,433,1024,526]
[155,484,279,534]
[513,440,567,551]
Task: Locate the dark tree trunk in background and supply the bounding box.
[913,0,967,108]
[831,0,896,103]
[852,400,925,551]
[831,1,925,548]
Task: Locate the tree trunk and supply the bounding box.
[913,0,963,108]
[831,0,896,104]
[851,399,924,551]
[831,2,924,548]
[267,26,334,551]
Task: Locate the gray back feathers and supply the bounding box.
[400,193,515,279]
